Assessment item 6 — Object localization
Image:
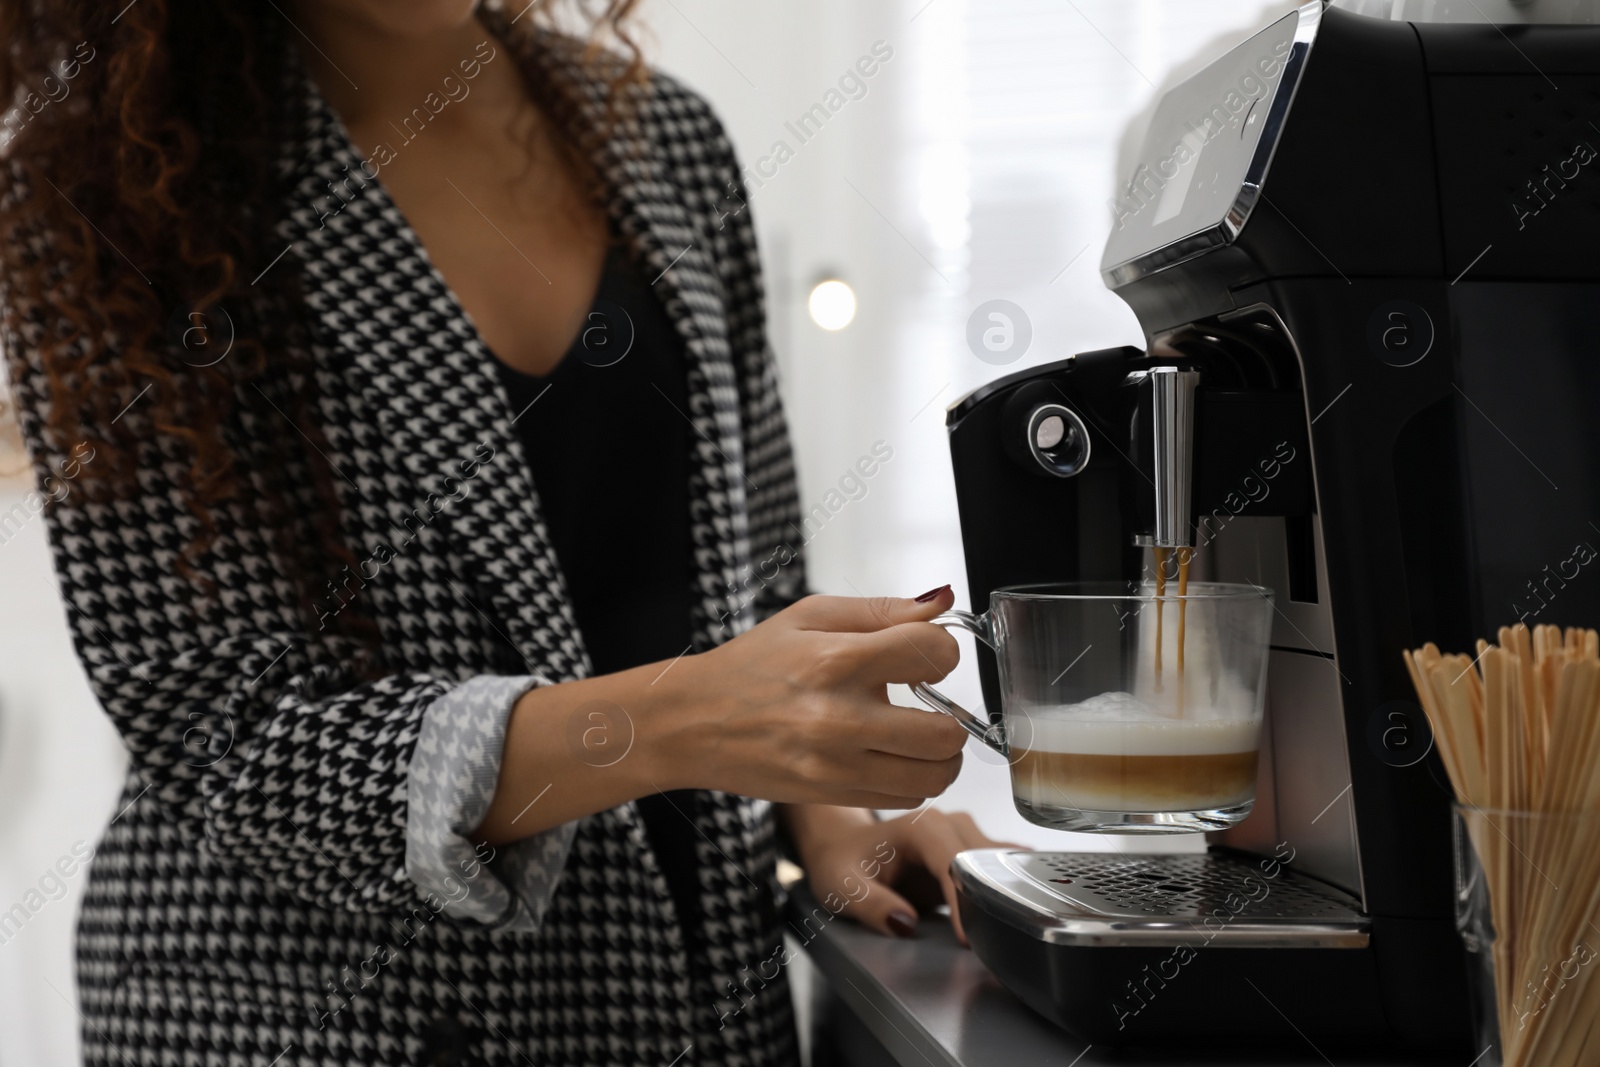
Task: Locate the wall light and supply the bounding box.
[807,278,857,331]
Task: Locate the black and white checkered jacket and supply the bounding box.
[4,23,806,1067]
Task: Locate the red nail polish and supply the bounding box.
[886,909,919,938]
[914,585,951,603]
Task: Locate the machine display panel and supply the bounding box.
[1100,4,1318,285]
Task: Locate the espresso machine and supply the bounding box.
[946,0,1600,1049]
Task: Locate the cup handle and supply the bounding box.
[911,610,1008,756]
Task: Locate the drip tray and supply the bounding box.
[952,849,1395,1044]
[955,848,1369,948]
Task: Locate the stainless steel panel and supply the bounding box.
[1263,648,1363,900]
[1207,514,1334,653]
[1209,688,1284,857]
[1204,513,1363,904]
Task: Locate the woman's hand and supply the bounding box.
[783,804,1024,946]
[656,589,969,809]
[477,588,966,845]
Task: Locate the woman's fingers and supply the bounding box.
[850,749,964,802]
[853,699,970,761]
[889,809,1029,947]
[907,812,973,946]
[840,877,921,940]
[800,700,963,798]
[805,809,1020,946]
[692,590,971,807]
[841,622,961,686]
[788,718,962,800]
[784,590,952,634]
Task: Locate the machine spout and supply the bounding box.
[1132,365,1200,549]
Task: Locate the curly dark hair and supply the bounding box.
[0,0,642,638]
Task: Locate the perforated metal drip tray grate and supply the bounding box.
[953,848,1371,948]
[1028,851,1358,920]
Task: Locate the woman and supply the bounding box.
[0,1,1010,1064]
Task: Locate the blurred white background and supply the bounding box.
[0,1,1297,1061]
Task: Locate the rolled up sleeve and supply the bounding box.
[406,674,579,933]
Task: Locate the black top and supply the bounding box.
[494,242,705,955]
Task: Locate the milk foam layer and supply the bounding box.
[1025,710,1260,756]
[1015,692,1260,755]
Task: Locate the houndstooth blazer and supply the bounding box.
[3,21,807,1067]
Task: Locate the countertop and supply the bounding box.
[784,883,1456,1067]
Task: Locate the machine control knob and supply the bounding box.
[1025,403,1091,478]
[1035,414,1067,449]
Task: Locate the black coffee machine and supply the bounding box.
[947,0,1600,1050]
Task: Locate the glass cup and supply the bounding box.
[1454,806,1600,1067]
[913,581,1274,833]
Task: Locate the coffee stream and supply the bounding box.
[1150,546,1193,715]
